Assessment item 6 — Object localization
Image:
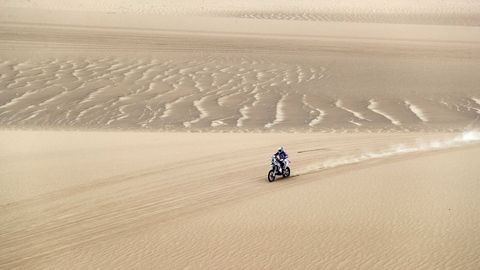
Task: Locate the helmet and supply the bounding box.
[278,146,284,152]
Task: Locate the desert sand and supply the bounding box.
[1,1,480,269]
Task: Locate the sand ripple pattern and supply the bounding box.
[209,10,480,26]
[1,56,479,131]
[3,0,480,26]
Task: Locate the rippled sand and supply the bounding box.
[1,53,479,131]
[1,20,479,131]
[3,0,480,25]
[1,1,480,269]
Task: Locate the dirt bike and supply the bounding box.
[267,156,290,182]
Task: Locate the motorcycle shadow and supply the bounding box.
[264,173,299,183]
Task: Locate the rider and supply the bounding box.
[274,146,288,173]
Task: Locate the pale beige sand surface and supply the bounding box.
[0,23,479,131]
[1,2,480,132]
[1,1,480,269]
[1,131,480,269]
[0,130,457,204]
[2,0,480,25]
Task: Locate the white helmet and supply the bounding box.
[278,146,284,152]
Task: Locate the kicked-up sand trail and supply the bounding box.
[1,0,480,269]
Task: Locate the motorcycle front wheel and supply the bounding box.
[283,167,291,178]
[268,169,276,182]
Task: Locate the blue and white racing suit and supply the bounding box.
[274,150,288,172]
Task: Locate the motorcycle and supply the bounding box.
[268,156,290,182]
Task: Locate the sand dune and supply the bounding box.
[1,6,479,131]
[2,0,480,25]
[1,1,480,269]
[1,54,478,131]
[2,130,480,269]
